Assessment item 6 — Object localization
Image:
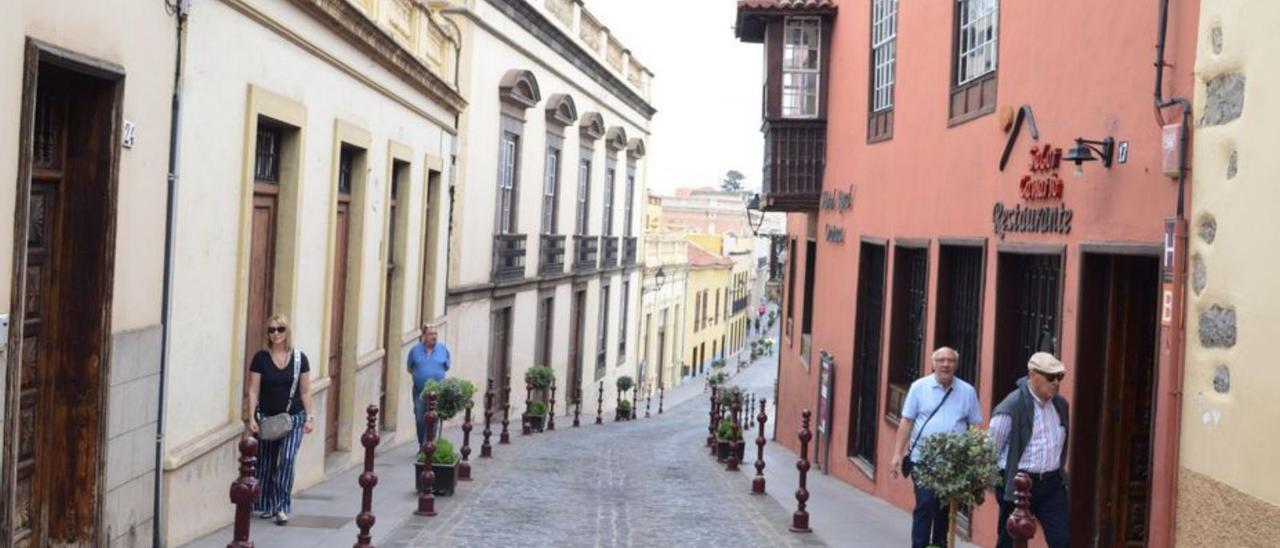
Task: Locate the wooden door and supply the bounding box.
[328,199,350,454]
[245,193,278,411]
[381,165,401,427]
[10,60,120,547]
[568,290,586,412]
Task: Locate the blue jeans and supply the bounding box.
[912,480,949,548]
[995,471,1070,548]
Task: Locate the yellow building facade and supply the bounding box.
[1178,1,1280,545]
[683,238,732,376]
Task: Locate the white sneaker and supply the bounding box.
[258,511,273,519]
[274,511,289,525]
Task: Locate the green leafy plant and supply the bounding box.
[914,430,1001,548]
[615,375,634,392]
[416,450,427,464]
[420,378,476,421]
[617,399,632,414]
[524,365,555,390]
[717,385,744,408]
[716,418,741,441]
[431,437,458,465]
[709,371,728,386]
[711,358,727,369]
[528,400,548,416]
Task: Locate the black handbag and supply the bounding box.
[901,387,953,478]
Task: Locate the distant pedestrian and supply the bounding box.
[408,323,451,446]
[889,347,983,548]
[990,352,1070,548]
[246,313,315,525]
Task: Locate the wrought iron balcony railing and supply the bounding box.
[492,233,527,282]
[540,234,566,276]
[573,235,599,273]
[622,236,638,267]
[602,236,620,269]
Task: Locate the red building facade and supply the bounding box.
[737,0,1199,546]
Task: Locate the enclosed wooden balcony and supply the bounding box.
[762,119,825,211]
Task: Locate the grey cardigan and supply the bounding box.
[991,376,1069,501]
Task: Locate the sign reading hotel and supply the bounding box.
[993,144,1074,239]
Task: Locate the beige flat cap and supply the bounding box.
[1027,352,1066,375]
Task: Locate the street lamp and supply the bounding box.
[745,193,766,236]
[1063,136,1115,178]
[644,266,667,294]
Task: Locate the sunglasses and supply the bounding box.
[267,326,287,334]
[1036,370,1065,383]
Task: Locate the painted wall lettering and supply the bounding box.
[992,202,1073,239]
[825,224,845,243]
[820,186,854,213]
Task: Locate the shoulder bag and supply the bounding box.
[258,349,301,441]
[901,387,953,478]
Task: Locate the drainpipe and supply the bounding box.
[154,1,190,546]
[1152,0,1191,544]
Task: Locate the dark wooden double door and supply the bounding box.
[7,56,121,547]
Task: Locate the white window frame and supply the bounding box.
[603,167,616,235]
[955,0,999,86]
[576,156,591,235]
[871,0,898,112]
[782,16,822,119]
[498,132,519,234]
[542,145,560,234]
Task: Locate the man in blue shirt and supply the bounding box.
[889,347,984,548]
[407,324,451,446]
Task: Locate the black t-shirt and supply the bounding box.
[250,349,310,416]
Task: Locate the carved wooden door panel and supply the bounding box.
[568,289,586,412]
[245,193,277,415]
[328,199,350,454]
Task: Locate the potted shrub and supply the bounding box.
[708,371,727,387]
[914,430,1000,548]
[711,358,726,370]
[526,400,548,432]
[715,418,741,462]
[417,437,458,496]
[418,377,475,479]
[615,399,632,421]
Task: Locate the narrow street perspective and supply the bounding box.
[5,0,1280,547]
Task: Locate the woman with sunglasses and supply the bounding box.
[245,313,314,525]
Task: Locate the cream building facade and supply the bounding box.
[439,0,654,417]
[1,2,178,545]
[159,0,462,544]
[1177,1,1280,545]
[638,198,690,392]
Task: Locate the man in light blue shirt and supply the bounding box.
[407,324,451,446]
[889,347,983,548]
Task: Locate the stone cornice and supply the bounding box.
[289,0,467,114]
[484,0,656,120]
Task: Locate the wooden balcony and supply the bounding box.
[573,235,599,273]
[762,119,825,212]
[602,236,620,269]
[492,233,527,282]
[540,234,567,276]
[622,236,638,267]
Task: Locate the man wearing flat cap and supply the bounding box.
[990,352,1071,548]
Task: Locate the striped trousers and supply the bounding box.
[253,412,306,514]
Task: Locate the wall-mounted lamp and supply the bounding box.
[745,193,765,236]
[1063,137,1115,178]
[645,266,667,294]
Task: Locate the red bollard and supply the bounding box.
[415,393,438,517]
[1007,472,1038,548]
[458,402,473,481]
[707,385,719,451]
[573,388,582,427]
[480,378,494,458]
[595,381,604,425]
[227,431,260,548]
[500,375,512,444]
[726,394,742,472]
[752,397,768,495]
[658,385,664,414]
[790,409,812,533]
[354,406,381,548]
[547,380,557,431]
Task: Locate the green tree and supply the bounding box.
[914,430,1001,548]
[720,170,745,192]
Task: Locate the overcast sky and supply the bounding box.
[586,0,763,196]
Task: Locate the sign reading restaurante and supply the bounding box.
[993,143,1074,239]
